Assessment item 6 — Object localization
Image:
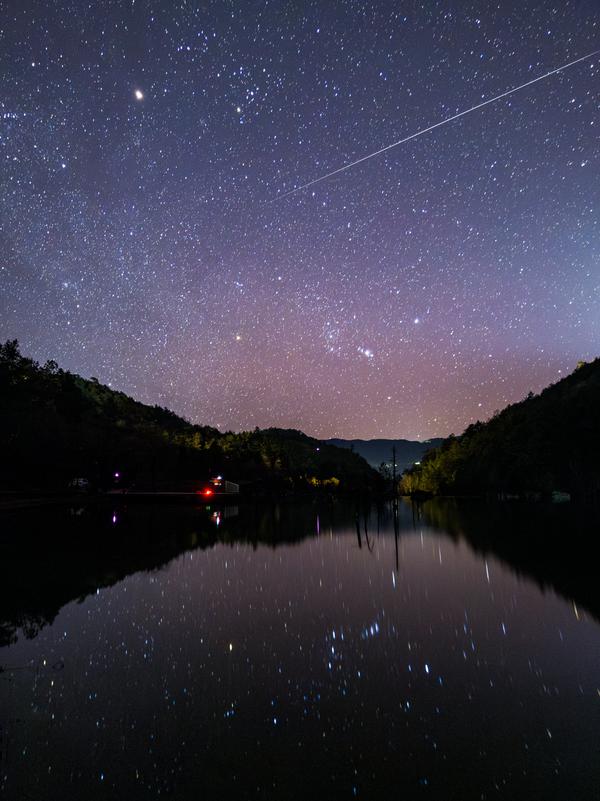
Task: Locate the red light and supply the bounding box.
[203,488,213,496]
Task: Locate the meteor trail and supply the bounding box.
[274,48,600,200]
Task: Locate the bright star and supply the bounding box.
[134,89,144,101]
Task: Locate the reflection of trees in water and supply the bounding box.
[0,614,48,650]
[418,497,600,621]
[2,498,597,652]
[340,497,598,623]
[0,500,353,649]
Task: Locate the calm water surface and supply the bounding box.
[1,500,599,800]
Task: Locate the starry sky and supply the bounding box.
[1,1,599,439]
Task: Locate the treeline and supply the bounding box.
[0,340,378,492]
[400,358,600,498]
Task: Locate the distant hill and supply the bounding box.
[401,359,600,498]
[0,340,378,493]
[325,438,445,471]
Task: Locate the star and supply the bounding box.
[1,1,596,441]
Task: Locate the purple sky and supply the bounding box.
[1,1,598,438]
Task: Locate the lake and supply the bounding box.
[1,499,599,800]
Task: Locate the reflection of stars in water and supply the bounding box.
[3,502,600,797]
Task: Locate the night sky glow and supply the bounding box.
[1,1,599,439]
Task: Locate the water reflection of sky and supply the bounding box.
[1,505,600,800]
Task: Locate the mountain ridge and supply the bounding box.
[325,438,445,470]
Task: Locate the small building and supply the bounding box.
[198,476,240,497]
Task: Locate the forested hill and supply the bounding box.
[400,359,600,498]
[0,340,378,492]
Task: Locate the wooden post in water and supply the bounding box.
[393,499,400,572]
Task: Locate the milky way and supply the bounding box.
[1,1,599,439]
